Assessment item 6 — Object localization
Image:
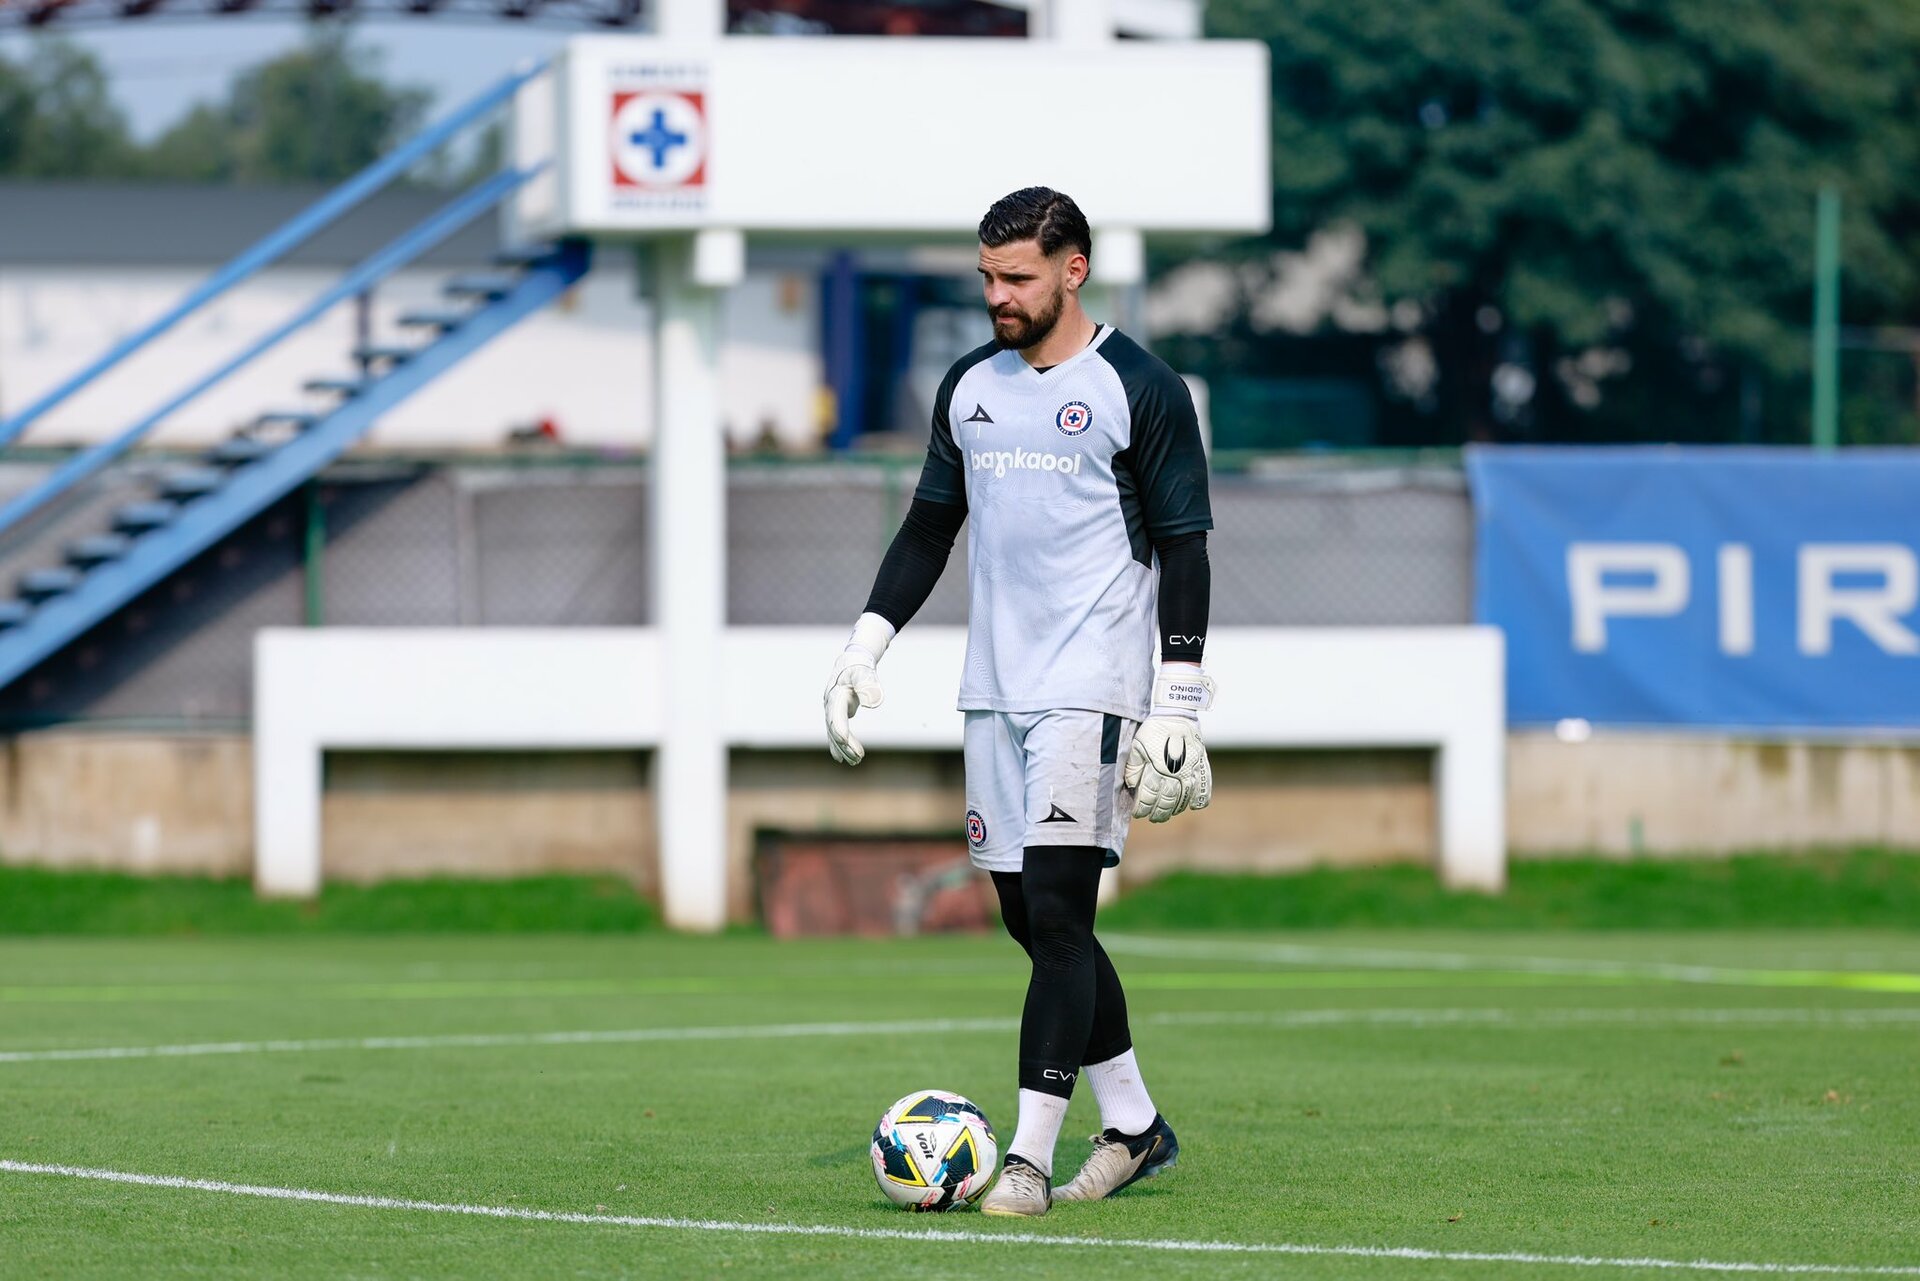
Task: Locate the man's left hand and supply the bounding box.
[1124,665,1216,822]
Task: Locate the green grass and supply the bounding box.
[1104,847,1920,931]
[3,929,1920,1278]
[6,849,1920,938]
[0,868,657,935]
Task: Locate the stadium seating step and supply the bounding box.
[64,534,131,568]
[18,567,80,601]
[352,345,417,366]
[157,467,226,501]
[397,310,469,331]
[111,501,178,534]
[207,436,274,467]
[303,377,368,397]
[443,273,516,301]
[254,411,318,432]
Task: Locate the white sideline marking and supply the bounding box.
[2,1159,1915,1276]
[1102,934,1920,988]
[3,1008,1917,1066]
[0,1017,1016,1064]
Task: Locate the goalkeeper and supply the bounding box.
[823,187,1214,1218]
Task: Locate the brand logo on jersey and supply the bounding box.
[970,448,1084,479]
[965,809,987,846]
[1167,634,1206,648]
[1038,802,1078,825]
[1055,401,1093,436]
[1042,1068,1078,1085]
[962,404,994,424]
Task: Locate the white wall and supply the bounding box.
[255,625,1508,928]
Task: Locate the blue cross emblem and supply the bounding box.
[629,108,689,171]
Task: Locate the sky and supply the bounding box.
[0,19,577,142]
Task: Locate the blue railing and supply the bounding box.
[0,163,544,544]
[0,58,548,451]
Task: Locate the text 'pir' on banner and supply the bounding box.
[1468,447,1920,730]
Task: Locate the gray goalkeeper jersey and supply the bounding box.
[914,325,1213,720]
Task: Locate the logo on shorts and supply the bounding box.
[1055,401,1093,436]
[965,809,987,846]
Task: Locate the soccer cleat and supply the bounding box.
[978,1154,1052,1217]
[1053,1114,1180,1202]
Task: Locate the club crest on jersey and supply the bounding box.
[965,809,987,846]
[1055,401,1093,437]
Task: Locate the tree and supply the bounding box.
[1203,0,1920,443]
[0,39,137,179]
[143,26,430,185]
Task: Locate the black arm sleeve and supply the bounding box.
[1155,531,1210,664]
[863,497,966,631]
[912,356,972,506]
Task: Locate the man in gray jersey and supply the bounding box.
[823,188,1214,1218]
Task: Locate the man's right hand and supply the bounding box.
[824,613,896,766]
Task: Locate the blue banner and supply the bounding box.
[1467,447,1920,729]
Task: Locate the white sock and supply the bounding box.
[1085,1048,1158,1137]
[1006,1088,1071,1177]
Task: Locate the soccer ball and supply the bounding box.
[870,1089,998,1211]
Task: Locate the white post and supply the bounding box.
[650,235,729,930]
[1433,630,1508,892]
[653,0,725,41]
[1039,0,1115,45]
[253,633,322,897]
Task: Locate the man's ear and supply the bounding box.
[1065,251,1089,291]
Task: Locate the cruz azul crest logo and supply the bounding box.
[965,809,988,846]
[611,91,708,189]
[1055,401,1093,437]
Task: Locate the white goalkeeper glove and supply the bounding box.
[1124,663,1215,823]
[824,612,895,766]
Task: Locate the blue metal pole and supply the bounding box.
[824,252,862,450]
[0,59,549,450]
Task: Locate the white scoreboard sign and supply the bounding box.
[512,36,1271,238]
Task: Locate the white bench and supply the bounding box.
[255,626,1506,926]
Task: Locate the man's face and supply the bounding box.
[978,238,1080,351]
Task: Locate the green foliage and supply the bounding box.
[1104,848,1920,931]
[0,27,432,185]
[0,868,657,935]
[141,26,430,184]
[0,39,137,178]
[1205,0,1920,440]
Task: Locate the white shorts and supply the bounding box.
[962,708,1140,873]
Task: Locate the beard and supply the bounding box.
[991,283,1066,351]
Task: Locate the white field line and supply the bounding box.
[1101,933,1915,987]
[2,1159,1916,1276]
[4,1007,1919,1066]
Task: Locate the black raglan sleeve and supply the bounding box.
[860,353,981,630]
[1127,364,1213,544]
[1106,336,1214,666]
[910,359,969,507]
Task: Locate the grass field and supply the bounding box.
[4,927,1920,1278]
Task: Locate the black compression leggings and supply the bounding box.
[991,846,1134,1099]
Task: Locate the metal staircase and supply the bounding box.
[0,62,587,692]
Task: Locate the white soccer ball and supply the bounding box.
[870,1089,998,1211]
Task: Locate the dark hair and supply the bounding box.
[977,187,1092,261]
